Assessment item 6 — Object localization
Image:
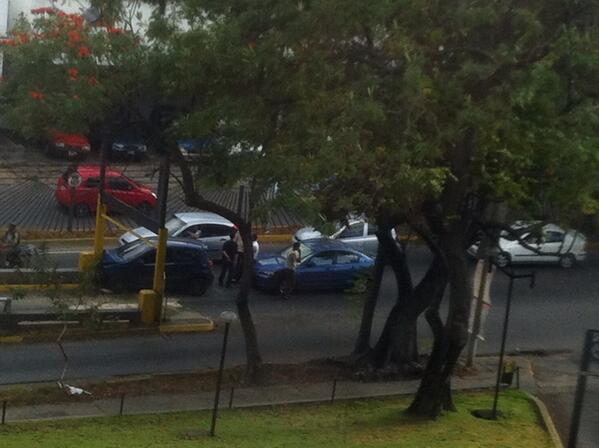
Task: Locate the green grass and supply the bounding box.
[0,390,552,448]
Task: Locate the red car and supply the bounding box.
[46,132,91,159]
[55,165,157,217]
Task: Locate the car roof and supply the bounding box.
[127,237,207,250]
[75,164,123,178]
[300,238,358,252]
[173,212,233,226]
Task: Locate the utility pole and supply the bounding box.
[151,155,171,321]
[466,202,506,367]
[466,236,494,366]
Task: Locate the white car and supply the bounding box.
[118,212,235,260]
[294,218,395,256]
[468,223,587,269]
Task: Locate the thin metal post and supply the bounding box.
[1,400,6,425]
[330,378,338,403]
[119,393,125,416]
[568,331,594,448]
[491,275,514,419]
[210,322,230,437]
[68,186,76,232]
[228,387,235,409]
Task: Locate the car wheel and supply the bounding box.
[137,202,154,216]
[494,252,511,268]
[559,254,575,269]
[74,203,91,217]
[189,279,208,296]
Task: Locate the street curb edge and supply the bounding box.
[524,392,565,448]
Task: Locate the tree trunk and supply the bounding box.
[172,150,264,382]
[236,222,264,382]
[372,253,446,375]
[352,231,388,359]
[408,233,471,417]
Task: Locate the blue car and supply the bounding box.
[97,238,214,296]
[110,131,148,160]
[254,239,374,293]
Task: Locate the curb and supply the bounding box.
[159,318,215,334]
[22,233,294,245]
[525,392,565,448]
[0,283,80,293]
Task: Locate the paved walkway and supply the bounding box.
[2,358,504,423]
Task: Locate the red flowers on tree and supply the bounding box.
[78,46,91,58]
[29,91,45,100]
[88,76,98,86]
[68,30,82,44]
[68,67,79,80]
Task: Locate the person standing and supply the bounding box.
[219,230,238,287]
[0,224,21,267]
[232,227,245,283]
[280,242,301,299]
[252,233,260,259]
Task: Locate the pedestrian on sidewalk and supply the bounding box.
[219,230,238,287]
[280,242,301,299]
[0,223,20,267]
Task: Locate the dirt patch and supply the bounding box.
[0,360,357,407]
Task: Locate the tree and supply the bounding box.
[264,0,599,416]
[0,7,147,144]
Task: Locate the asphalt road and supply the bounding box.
[2,241,598,445]
[2,245,598,383]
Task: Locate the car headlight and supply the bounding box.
[151,192,157,199]
[55,142,65,147]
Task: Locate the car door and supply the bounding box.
[79,176,100,208]
[296,251,336,290]
[164,247,197,289]
[330,251,363,289]
[135,248,157,290]
[511,233,541,263]
[335,222,366,252]
[537,230,564,263]
[198,224,233,259]
[106,176,135,207]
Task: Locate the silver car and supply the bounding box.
[294,219,394,256]
[118,212,235,260]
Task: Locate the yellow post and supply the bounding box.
[152,227,168,321]
[93,195,107,259]
[80,195,106,271]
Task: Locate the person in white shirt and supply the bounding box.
[280,242,300,299]
[252,233,260,259]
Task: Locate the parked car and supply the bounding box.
[55,165,157,217]
[46,132,91,159]
[467,223,587,268]
[294,218,395,256]
[254,238,374,293]
[118,212,235,260]
[110,131,147,160]
[96,238,214,296]
[177,139,211,160]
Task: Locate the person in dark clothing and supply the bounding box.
[219,230,238,287]
[280,242,301,299]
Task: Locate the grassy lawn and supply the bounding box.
[0,390,551,448]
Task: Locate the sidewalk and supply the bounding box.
[0,357,526,423]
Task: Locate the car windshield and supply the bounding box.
[165,217,186,235]
[116,240,150,260]
[280,243,313,261]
